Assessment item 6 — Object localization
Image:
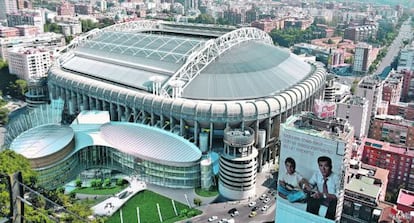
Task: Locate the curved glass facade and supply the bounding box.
[36,145,201,190]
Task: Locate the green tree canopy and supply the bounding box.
[0,150,37,217]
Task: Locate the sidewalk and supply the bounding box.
[92,176,146,216]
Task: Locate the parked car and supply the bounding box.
[208,216,218,222]
[248,201,256,207]
[261,205,269,212]
[263,197,271,203]
[251,206,258,211]
[249,211,257,218]
[227,208,237,214]
[260,194,267,200]
[230,210,239,217]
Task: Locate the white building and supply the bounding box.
[219,127,258,200]
[356,76,383,120]
[337,95,369,139]
[353,42,372,74]
[276,112,354,222]
[0,32,65,61]
[99,0,107,12]
[8,47,52,80]
[397,42,414,72]
[0,0,17,20]
[58,22,82,36]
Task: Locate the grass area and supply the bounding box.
[195,187,219,197]
[73,185,128,195]
[106,190,202,223]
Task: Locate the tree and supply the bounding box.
[81,19,99,32]
[95,179,103,188]
[0,60,7,69]
[0,107,9,124]
[193,13,215,24]
[116,178,125,186]
[14,79,27,99]
[75,178,82,188]
[0,150,37,217]
[193,197,202,206]
[104,178,111,188]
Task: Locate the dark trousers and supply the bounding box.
[306,197,337,220]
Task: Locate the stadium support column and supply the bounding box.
[209,122,213,151]
[125,107,131,122]
[117,104,122,121]
[180,118,185,136]
[194,121,199,144]
[76,92,82,111]
[82,95,88,110]
[109,102,115,120]
[96,98,102,110]
[257,130,266,173]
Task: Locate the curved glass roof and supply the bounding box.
[10,124,74,159]
[182,41,312,100]
[100,122,201,164]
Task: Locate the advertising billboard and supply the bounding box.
[276,124,346,223]
[314,99,336,119]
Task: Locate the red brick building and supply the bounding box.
[369,115,414,147]
[57,1,75,16]
[388,103,414,121]
[361,138,414,190]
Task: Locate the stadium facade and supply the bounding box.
[46,20,327,199]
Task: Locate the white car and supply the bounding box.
[263,197,271,203]
[248,201,257,207]
[218,218,228,223]
[261,205,269,212]
[259,194,267,200]
[208,216,218,222]
[230,211,239,217]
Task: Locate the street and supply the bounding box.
[375,19,412,77]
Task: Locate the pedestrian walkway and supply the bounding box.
[92,176,146,216]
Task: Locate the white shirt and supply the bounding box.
[281,171,303,190]
[309,171,340,197]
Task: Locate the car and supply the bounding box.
[227,208,237,214]
[251,206,258,211]
[248,201,256,207]
[263,197,271,203]
[249,211,257,218]
[260,194,267,200]
[208,216,218,222]
[218,218,228,223]
[230,210,239,217]
[261,205,269,212]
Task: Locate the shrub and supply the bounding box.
[180,209,188,217]
[75,178,82,188]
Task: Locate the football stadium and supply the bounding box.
[45,20,327,199]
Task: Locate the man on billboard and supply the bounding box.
[305,156,339,220]
[278,157,308,203]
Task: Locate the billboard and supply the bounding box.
[276,125,345,223]
[314,99,336,119]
